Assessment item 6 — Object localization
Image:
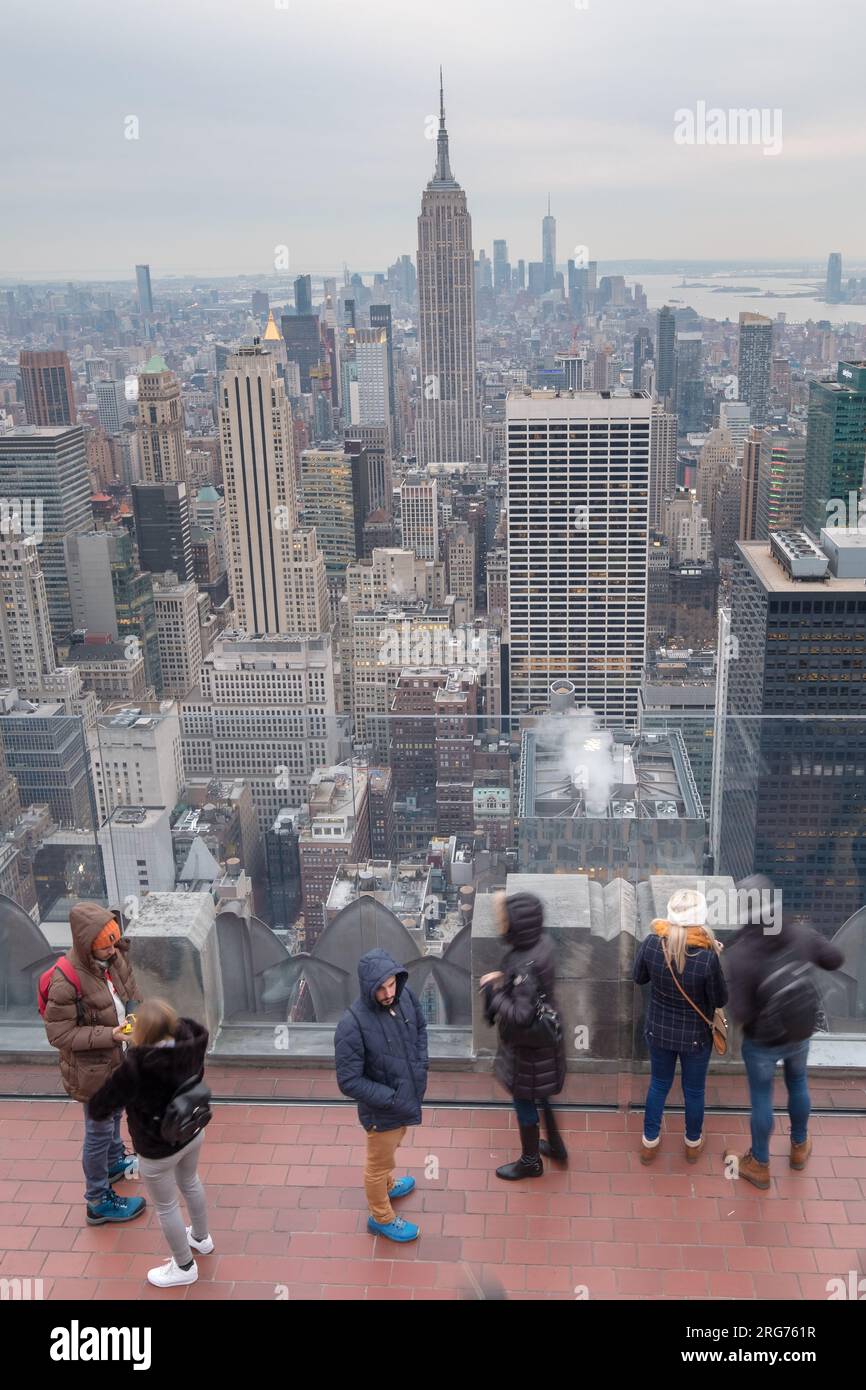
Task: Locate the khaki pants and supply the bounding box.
[364,1125,407,1224]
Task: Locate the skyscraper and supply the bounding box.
[300,447,365,576]
[633,330,653,391]
[718,529,866,932]
[415,74,482,466]
[803,361,866,538]
[19,351,77,427]
[507,389,652,721]
[826,252,843,303]
[281,314,322,393]
[400,474,440,562]
[369,304,396,428]
[739,430,761,541]
[136,354,188,483]
[567,261,587,318]
[67,528,162,693]
[294,275,313,315]
[353,327,391,427]
[649,404,678,532]
[755,427,806,538]
[136,264,153,316]
[219,345,328,635]
[95,379,129,436]
[0,537,56,696]
[674,333,704,434]
[0,426,91,644]
[738,312,773,427]
[542,198,556,292]
[132,481,193,581]
[493,240,510,294]
[655,306,676,401]
[152,574,203,699]
[718,400,751,460]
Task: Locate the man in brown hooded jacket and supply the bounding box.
[43,902,147,1224]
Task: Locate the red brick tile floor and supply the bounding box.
[1,1075,864,1301]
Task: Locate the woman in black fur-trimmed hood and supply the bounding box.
[481,891,567,1180]
[90,999,213,1290]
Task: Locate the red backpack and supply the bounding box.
[38,957,85,1024]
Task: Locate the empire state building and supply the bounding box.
[415,75,482,466]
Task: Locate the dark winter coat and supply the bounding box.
[633,931,728,1053]
[334,949,428,1133]
[88,1018,209,1159]
[42,902,139,1103]
[724,919,843,1039]
[483,897,566,1101]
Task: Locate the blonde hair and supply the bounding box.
[662,889,721,974]
[131,998,178,1048]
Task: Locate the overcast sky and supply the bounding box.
[3,0,864,279]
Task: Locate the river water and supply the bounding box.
[633,271,866,326]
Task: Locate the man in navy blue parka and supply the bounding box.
[334,948,428,1243]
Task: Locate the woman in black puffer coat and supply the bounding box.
[482,892,567,1179]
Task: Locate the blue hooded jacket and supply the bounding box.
[334,948,428,1132]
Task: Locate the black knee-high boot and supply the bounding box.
[539,1100,569,1164]
[495,1123,544,1180]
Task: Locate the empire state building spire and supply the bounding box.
[429,66,458,189]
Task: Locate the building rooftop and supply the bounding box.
[519,727,704,822]
[739,538,866,593]
[506,389,652,418]
[325,860,433,921]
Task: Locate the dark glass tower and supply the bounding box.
[294,275,313,315]
[719,531,866,934]
[803,361,866,539]
[132,481,193,581]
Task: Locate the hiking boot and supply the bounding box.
[724,1149,770,1190]
[684,1135,705,1164]
[367,1215,419,1242]
[86,1189,147,1225]
[107,1153,138,1182]
[790,1137,812,1170]
[496,1123,544,1180]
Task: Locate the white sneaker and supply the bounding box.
[186,1226,214,1255]
[147,1257,198,1288]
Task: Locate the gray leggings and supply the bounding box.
[137,1129,208,1265]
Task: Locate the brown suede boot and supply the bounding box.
[725,1149,770,1189]
[640,1138,661,1164]
[790,1137,812,1170]
[684,1135,705,1164]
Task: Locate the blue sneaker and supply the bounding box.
[107,1153,138,1182]
[367,1215,419,1243]
[86,1189,147,1226]
[387,1175,415,1200]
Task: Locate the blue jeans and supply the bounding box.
[514,1099,539,1126]
[82,1102,126,1203]
[644,1044,712,1143]
[741,1036,810,1164]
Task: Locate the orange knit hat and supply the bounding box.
[91,919,121,953]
